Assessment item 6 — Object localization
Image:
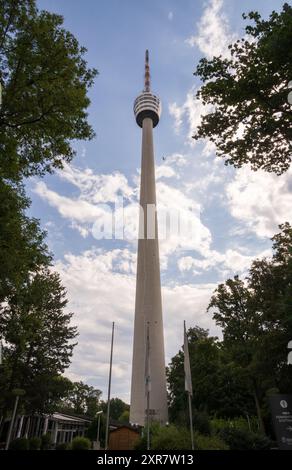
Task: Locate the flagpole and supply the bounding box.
[146,322,150,451]
[105,321,115,450]
[188,392,194,450]
[184,320,194,450]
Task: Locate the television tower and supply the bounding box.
[130,50,168,426]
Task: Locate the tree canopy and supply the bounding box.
[0,180,51,302]
[167,224,292,437]
[194,3,292,174]
[0,268,78,417]
[59,381,102,417]
[0,0,97,180]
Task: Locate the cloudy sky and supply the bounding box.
[31,0,290,402]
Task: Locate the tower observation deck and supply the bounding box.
[130,51,168,427]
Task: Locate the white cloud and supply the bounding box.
[226,166,292,237]
[56,163,134,204]
[168,102,184,134]
[34,162,212,268]
[55,248,219,402]
[186,0,236,59]
[34,181,106,222]
[169,0,237,144]
[168,11,173,21]
[156,164,176,180]
[178,245,272,277]
[169,87,214,145]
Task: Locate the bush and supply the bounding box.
[193,410,211,436]
[9,438,29,450]
[219,428,271,450]
[195,432,229,450]
[29,437,41,450]
[134,423,228,450]
[41,433,51,450]
[211,416,259,434]
[134,424,190,450]
[71,436,91,451]
[56,442,69,450]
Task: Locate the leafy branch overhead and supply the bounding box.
[0,0,97,180]
[194,3,292,174]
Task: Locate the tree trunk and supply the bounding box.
[252,378,266,435]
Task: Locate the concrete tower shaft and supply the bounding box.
[130,51,168,426]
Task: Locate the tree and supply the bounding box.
[60,381,102,416]
[208,224,292,433]
[194,3,292,174]
[0,0,97,180]
[0,180,51,302]
[208,277,266,432]
[100,397,129,421]
[166,326,254,423]
[0,268,78,420]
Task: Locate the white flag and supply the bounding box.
[184,321,193,396]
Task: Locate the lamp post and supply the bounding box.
[96,410,103,450]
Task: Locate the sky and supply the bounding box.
[30,0,291,402]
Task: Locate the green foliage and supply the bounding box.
[211,416,259,435]
[193,410,211,436]
[59,381,101,417]
[9,437,29,450]
[167,224,292,439]
[194,433,229,450]
[134,424,191,450]
[41,433,51,450]
[167,326,254,421]
[71,436,91,451]
[0,0,97,180]
[118,410,130,424]
[194,4,292,174]
[100,397,130,421]
[85,414,105,447]
[55,442,69,450]
[134,424,228,450]
[28,436,41,450]
[0,267,78,415]
[208,223,292,432]
[0,180,50,303]
[219,428,271,450]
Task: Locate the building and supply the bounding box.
[108,422,140,450]
[130,51,168,427]
[1,412,91,448]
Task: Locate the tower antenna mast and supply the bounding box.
[144,49,150,92]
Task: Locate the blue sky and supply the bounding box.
[30,0,291,402]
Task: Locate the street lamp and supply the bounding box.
[95,411,103,450]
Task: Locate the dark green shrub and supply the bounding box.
[249,434,272,450]
[134,423,228,450]
[193,410,211,436]
[219,428,271,450]
[9,438,29,450]
[56,442,69,450]
[29,437,41,450]
[71,436,91,451]
[219,428,252,450]
[41,433,51,450]
[195,432,229,450]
